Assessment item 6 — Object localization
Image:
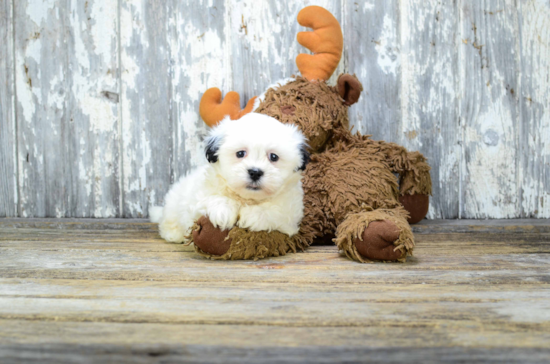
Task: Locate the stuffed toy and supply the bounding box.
[192,6,432,263]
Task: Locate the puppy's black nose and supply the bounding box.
[248,168,264,182]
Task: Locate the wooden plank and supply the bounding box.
[0,0,17,217]
[2,218,549,233]
[344,0,401,138]
[413,218,550,234]
[0,218,158,230]
[14,0,120,218]
[2,246,550,275]
[1,319,549,349]
[67,0,121,218]
[517,1,550,218]
[399,0,460,219]
[229,0,344,104]
[14,0,70,217]
[66,0,121,218]
[1,321,549,364]
[1,278,550,327]
[1,243,550,284]
[459,0,521,218]
[119,0,173,217]
[169,0,229,181]
[1,229,549,255]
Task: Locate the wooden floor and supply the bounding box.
[1,219,549,363]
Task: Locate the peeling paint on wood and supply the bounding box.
[345,0,400,138]
[1,0,549,218]
[13,0,120,218]
[120,0,173,217]
[0,0,17,217]
[460,0,521,218]
[169,0,226,189]
[518,0,550,218]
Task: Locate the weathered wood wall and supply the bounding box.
[0,0,549,219]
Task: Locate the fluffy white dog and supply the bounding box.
[150,113,310,243]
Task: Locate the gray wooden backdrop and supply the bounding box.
[1,0,549,219]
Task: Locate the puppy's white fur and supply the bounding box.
[151,113,308,243]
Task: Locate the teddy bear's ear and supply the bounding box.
[200,88,257,127]
[337,74,363,106]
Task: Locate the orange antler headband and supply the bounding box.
[296,6,343,82]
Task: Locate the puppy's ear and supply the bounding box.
[298,144,311,171]
[204,135,221,163]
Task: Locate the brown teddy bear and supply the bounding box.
[192,6,431,263]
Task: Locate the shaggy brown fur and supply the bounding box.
[256,77,349,152]
[195,225,309,261]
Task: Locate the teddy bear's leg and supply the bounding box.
[396,153,431,223]
[334,207,414,263]
[376,142,432,223]
[335,135,431,223]
[192,216,309,260]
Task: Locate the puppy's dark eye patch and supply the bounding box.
[236,151,246,158]
[269,153,279,162]
[281,105,296,115]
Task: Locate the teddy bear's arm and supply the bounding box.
[192,217,308,260]
[374,140,432,223]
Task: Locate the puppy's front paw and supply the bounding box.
[278,224,300,237]
[207,202,238,231]
[238,205,297,234]
[237,205,265,231]
[158,219,187,243]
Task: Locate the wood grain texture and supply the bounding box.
[120,0,173,217]
[14,0,120,218]
[2,321,549,364]
[459,0,521,218]
[517,0,550,218]
[0,0,17,217]
[169,0,228,183]
[345,0,400,139]
[0,219,549,362]
[14,0,71,217]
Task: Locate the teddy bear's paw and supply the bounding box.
[192,216,232,256]
[399,194,429,224]
[353,220,406,261]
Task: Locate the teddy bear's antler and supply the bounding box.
[296,6,343,82]
[199,88,257,127]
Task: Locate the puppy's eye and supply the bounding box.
[236,151,246,158]
[269,153,279,162]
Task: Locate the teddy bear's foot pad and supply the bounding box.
[399,194,429,224]
[352,220,406,261]
[192,216,232,256]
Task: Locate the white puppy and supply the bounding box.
[150,113,310,243]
